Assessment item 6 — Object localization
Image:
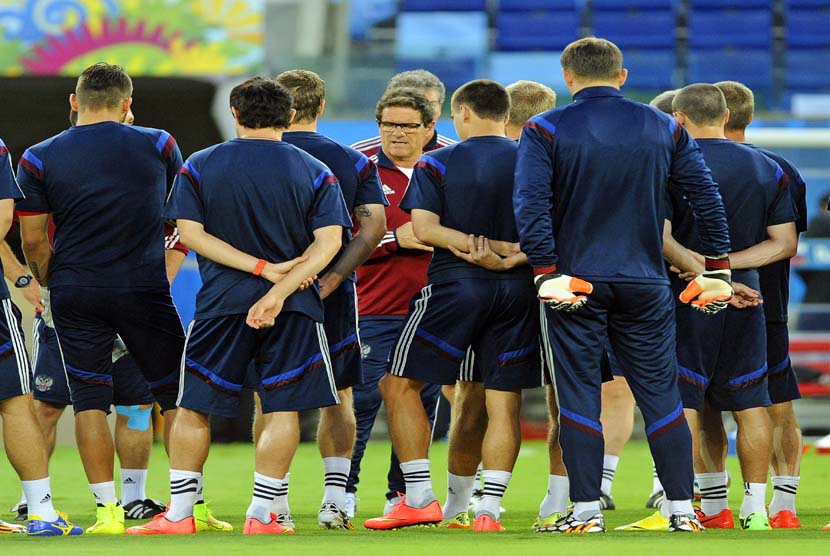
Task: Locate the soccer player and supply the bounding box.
[0,136,82,536]
[504,80,556,141]
[346,88,442,516]
[127,77,350,535]
[272,69,387,528]
[16,63,187,535]
[670,84,797,531]
[514,38,733,534]
[364,79,540,532]
[715,80,808,529]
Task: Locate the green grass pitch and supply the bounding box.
[1,439,829,555]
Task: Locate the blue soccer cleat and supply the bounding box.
[27,512,84,536]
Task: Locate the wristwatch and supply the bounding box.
[14,275,33,288]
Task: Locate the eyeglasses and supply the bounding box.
[377,121,425,133]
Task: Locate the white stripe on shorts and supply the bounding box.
[538,302,560,410]
[390,285,432,377]
[316,322,340,404]
[176,321,195,408]
[3,299,30,394]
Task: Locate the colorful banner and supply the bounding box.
[0,0,263,76]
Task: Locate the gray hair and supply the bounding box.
[386,69,446,105]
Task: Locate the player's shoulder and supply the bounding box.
[185,142,225,166]
[350,135,381,153]
[755,146,800,177]
[22,131,66,164]
[436,134,457,147]
[124,124,178,156]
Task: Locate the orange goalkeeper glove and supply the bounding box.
[679,255,733,315]
[533,265,594,312]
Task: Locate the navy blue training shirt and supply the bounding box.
[669,139,795,295]
[0,138,23,299]
[164,138,352,322]
[401,136,531,283]
[281,131,388,280]
[747,145,807,323]
[514,86,730,285]
[15,122,182,289]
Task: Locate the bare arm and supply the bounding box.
[410,209,474,253]
[727,222,798,270]
[662,220,704,274]
[247,225,343,328]
[319,203,386,299]
[0,240,43,311]
[19,212,51,287]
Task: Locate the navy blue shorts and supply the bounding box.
[766,321,801,404]
[676,304,770,412]
[324,281,362,390]
[0,298,30,402]
[31,318,154,408]
[179,312,339,418]
[50,287,185,413]
[388,279,543,391]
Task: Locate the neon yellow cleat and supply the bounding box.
[441,512,471,529]
[532,512,565,533]
[194,501,233,532]
[86,503,125,534]
[615,511,670,531]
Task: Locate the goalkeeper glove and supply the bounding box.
[534,265,594,312]
[679,255,733,315]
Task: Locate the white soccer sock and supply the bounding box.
[400,459,435,508]
[322,457,350,509]
[167,469,200,522]
[443,472,476,518]
[247,472,280,523]
[652,463,664,494]
[195,474,204,504]
[740,482,767,517]
[271,473,290,515]
[475,464,483,492]
[90,481,117,505]
[697,471,728,516]
[601,454,619,496]
[478,470,511,520]
[769,475,799,515]
[120,469,147,505]
[573,501,601,521]
[539,474,570,517]
[21,478,58,521]
[667,499,694,517]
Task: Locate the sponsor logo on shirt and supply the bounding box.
[382,184,395,195]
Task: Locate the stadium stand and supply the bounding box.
[494,8,581,52]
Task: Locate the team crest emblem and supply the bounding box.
[34,374,53,392]
[361,343,372,359]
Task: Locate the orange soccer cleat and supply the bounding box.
[473,514,505,532]
[769,510,800,529]
[363,496,442,530]
[125,513,196,535]
[695,508,735,529]
[243,513,295,535]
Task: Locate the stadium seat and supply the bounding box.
[401,0,487,10]
[489,51,567,90]
[498,0,578,10]
[786,51,830,90]
[592,0,676,8]
[396,12,488,58]
[396,57,481,92]
[687,49,773,89]
[592,10,675,49]
[495,10,580,51]
[689,0,772,7]
[785,0,829,6]
[687,9,773,49]
[621,50,676,90]
[786,8,830,48]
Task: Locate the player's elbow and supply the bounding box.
[410,218,433,245]
[780,235,798,259]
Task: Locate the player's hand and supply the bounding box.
[298,275,317,291]
[318,271,343,299]
[38,286,53,326]
[679,256,733,314]
[247,292,284,329]
[729,282,762,309]
[19,278,44,313]
[260,255,308,285]
[395,222,433,252]
[534,268,593,312]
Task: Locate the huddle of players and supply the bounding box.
[0,35,822,537]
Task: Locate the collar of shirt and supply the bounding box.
[573,86,624,101]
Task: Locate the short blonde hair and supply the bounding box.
[275,69,325,124]
[715,80,754,131]
[506,80,556,127]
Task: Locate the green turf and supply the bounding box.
[1,439,829,554]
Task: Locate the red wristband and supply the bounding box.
[704,257,731,271]
[252,259,267,276]
[533,264,558,276]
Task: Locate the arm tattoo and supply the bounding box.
[354,205,372,218]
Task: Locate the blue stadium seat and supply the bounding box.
[688,9,773,48]
[786,51,830,89]
[622,50,676,90]
[396,12,488,58]
[498,0,578,10]
[592,10,675,49]
[489,51,567,90]
[689,0,772,7]
[496,10,580,51]
[592,0,676,8]
[787,8,830,48]
[687,49,773,89]
[396,58,481,92]
[786,0,829,6]
[401,0,487,10]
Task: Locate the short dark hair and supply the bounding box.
[75,63,132,111]
[452,79,510,122]
[386,69,447,105]
[229,77,294,129]
[275,70,325,124]
[375,87,436,124]
[649,89,677,115]
[560,37,623,81]
[715,81,754,131]
[672,83,728,127]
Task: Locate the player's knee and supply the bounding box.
[115,404,153,431]
[378,373,420,400]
